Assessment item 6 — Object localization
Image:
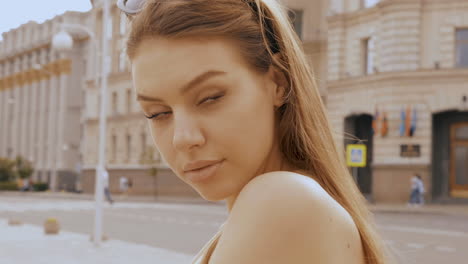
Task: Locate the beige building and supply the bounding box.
[327,0,468,203]
[0,11,89,191]
[281,0,329,99]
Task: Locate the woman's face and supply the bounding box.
[132,37,285,201]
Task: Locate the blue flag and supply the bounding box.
[410,107,417,136]
[399,108,406,136]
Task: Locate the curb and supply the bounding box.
[368,204,468,217]
[0,191,225,206]
[2,192,466,215]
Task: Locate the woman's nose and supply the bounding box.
[172,116,205,152]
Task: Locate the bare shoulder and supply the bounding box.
[210,171,364,264]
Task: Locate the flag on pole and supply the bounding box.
[405,106,412,137]
[410,106,417,137]
[381,111,388,137]
[399,108,406,137]
[372,108,380,136]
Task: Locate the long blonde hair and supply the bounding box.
[125,0,391,263]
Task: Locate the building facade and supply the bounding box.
[0,11,90,191]
[327,0,468,203]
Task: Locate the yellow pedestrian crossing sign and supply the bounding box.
[346,144,367,167]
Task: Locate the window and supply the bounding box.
[141,133,146,157]
[112,91,118,115]
[106,16,113,40]
[126,134,132,161]
[111,135,117,162]
[288,9,303,40]
[361,37,374,75]
[120,12,127,36]
[456,29,468,68]
[96,94,101,118]
[119,50,127,72]
[363,0,380,8]
[26,54,32,69]
[126,89,132,113]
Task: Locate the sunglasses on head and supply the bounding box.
[117,0,261,16]
[117,0,146,15]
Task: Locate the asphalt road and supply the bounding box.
[1,196,467,263]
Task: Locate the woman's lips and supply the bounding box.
[184,160,224,183]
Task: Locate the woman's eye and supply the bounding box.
[145,111,171,121]
[198,94,224,105]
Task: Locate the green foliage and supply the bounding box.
[14,156,34,179]
[0,157,16,182]
[149,167,158,177]
[0,156,35,182]
[0,181,18,191]
[139,146,159,177]
[32,183,49,192]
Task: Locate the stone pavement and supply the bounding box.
[0,191,219,205]
[2,191,467,216]
[368,203,468,217]
[0,219,193,264]
[1,191,467,264]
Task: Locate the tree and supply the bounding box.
[14,156,34,180]
[0,157,16,182]
[139,145,159,197]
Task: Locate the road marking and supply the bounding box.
[105,212,220,227]
[166,217,176,223]
[435,246,456,253]
[0,200,228,216]
[209,222,223,227]
[378,225,468,238]
[406,243,425,249]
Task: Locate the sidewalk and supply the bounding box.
[1,191,467,216]
[368,203,468,217]
[0,191,225,206]
[0,219,193,264]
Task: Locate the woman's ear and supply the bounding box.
[266,54,288,107]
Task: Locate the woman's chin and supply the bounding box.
[196,189,226,202]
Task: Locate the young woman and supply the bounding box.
[117,0,391,263]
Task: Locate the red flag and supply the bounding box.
[405,106,411,137]
[372,108,380,136]
[381,112,388,137]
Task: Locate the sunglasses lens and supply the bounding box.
[118,0,145,14]
[126,0,145,11]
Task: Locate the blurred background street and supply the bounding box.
[1,193,468,264]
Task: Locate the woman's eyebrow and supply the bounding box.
[136,70,227,102]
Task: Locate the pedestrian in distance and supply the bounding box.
[118,0,392,263]
[119,176,129,198]
[416,174,425,205]
[408,173,421,206]
[102,169,114,205]
[19,178,29,192]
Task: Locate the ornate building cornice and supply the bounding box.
[0,59,72,91]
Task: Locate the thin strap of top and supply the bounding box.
[192,224,224,264]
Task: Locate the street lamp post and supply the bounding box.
[51,0,110,247]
